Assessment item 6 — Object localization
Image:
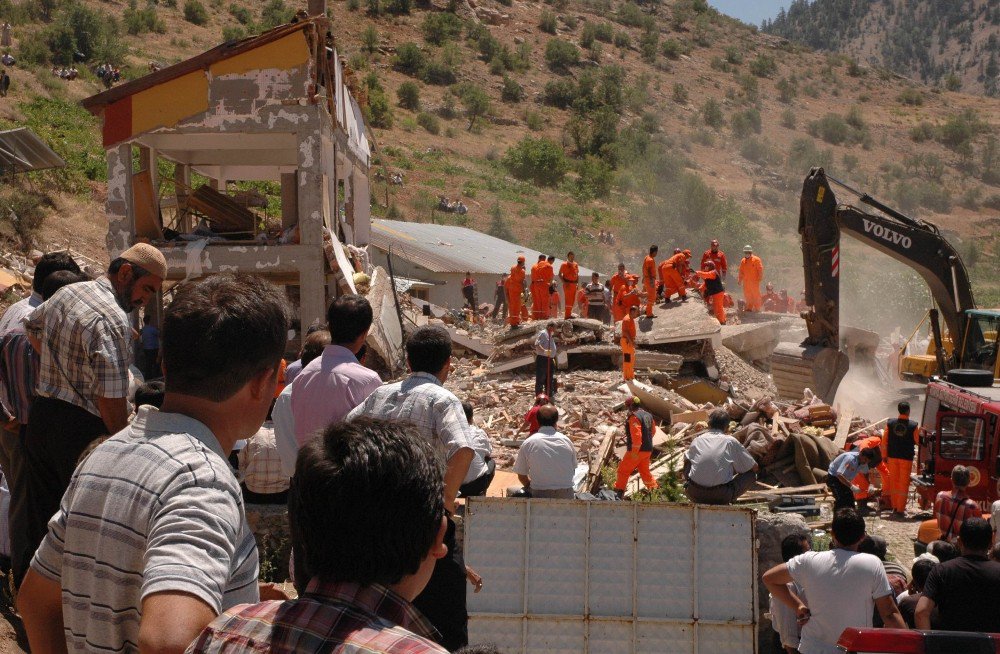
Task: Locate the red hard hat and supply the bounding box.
[536,393,549,402]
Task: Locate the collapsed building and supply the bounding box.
[81,10,372,343]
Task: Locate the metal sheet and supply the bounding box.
[0,128,65,174]
[465,499,757,654]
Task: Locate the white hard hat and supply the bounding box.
[743,244,753,252]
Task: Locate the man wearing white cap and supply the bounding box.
[737,244,764,312]
[13,243,166,587]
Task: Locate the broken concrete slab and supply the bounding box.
[633,298,721,348]
[366,267,406,375]
[721,321,780,363]
[621,380,684,422]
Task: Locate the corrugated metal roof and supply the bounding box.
[371,219,597,276]
[0,128,66,174]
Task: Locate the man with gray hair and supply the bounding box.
[934,465,980,544]
[683,408,758,504]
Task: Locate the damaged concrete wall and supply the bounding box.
[367,250,505,310]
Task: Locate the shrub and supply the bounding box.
[909,121,935,143]
[809,113,851,145]
[897,87,923,106]
[260,0,294,27]
[501,75,524,103]
[544,79,577,108]
[639,28,657,62]
[502,137,568,186]
[672,82,688,104]
[739,137,777,165]
[43,3,127,65]
[393,42,426,75]
[222,25,246,41]
[937,109,987,150]
[421,58,456,85]
[397,81,420,109]
[422,12,464,45]
[539,9,557,34]
[944,73,962,92]
[361,25,379,53]
[776,77,797,104]
[615,2,652,29]
[183,0,208,25]
[455,83,491,129]
[229,4,251,23]
[780,109,796,129]
[845,105,865,130]
[662,38,682,59]
[730,108,761,138]
[581,22,596,48]
[701,98,723,128]
[562,14,577,30]
[18,37,49,66]
[575,155,614,200]
[124,6,165,34]
[416,111,440,134]
[724,46,743,65]
[365,88,393,128]
[593,22,614,42]
[545,38,579,71]
[748,53,777,78]
[525,110,544,131]
[613,31,630,49]
[787,137,832,172]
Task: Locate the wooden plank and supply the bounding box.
[588,425,618,494]
[671,409,709,425]
[742,482,827,498]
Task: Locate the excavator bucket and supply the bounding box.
[771,341,849,404]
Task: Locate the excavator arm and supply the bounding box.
[773,168,977,402]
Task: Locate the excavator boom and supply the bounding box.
[772,168,977,402]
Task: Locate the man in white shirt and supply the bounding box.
[763,508,905,654]
[683,408,758,504]
[509,404,576,499]
[458,401,494,498]
[534,321,557,399]
[770,534,810,653]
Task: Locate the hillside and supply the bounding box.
[763,0,1000,97]
[0,0,997,332]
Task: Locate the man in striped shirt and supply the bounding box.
[189,418,449,654]
[18,274,291,654]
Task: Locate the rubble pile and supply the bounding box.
[714,344,777,402]
[488,319,607,363]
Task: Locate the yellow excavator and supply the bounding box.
[772,168,997,402]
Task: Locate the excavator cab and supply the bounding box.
[956,310,1000,382]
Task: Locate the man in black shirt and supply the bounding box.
[916,517,1000,632]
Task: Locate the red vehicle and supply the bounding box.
[838,628,1000,653]
[912,380,1000,552]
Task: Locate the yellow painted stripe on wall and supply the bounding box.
[131,70,209,136]
[209,31,311,77]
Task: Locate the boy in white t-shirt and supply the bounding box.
[763,508,905,654]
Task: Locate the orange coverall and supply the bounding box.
[614,283,640,323]
[609,272,630,321]
[549,287,561,318]
[701,249,728,277]
[559,261,579,319]
[642,255,657,317]
[505,264,526,326]
[695,269,726,325]
[659,253,689,301]
[621,312,636,380]
[615,409,659,492]
[847,435,891,503]
[529,261,550,319]
[883,415,919,513]
[576,287,588,318]
[738,254,764,311]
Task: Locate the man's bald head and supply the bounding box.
[537,404,559,427]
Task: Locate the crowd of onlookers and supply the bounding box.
[3,247,1000,653]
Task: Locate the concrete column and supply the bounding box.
[105,143,134,257]
[349,167,370,246]
[174,163,191,232]
[296,118,324,246]
[280,172,298,230]
[299,267,326,334]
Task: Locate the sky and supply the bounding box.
[707,0,793,26]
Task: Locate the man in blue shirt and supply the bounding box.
[827,447,882,513]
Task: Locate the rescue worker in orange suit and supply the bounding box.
[761,282,783,312]
[883,401,919,516]
[660,250,691,303]
[529,254,549,320]
[737,244,764,312]
[642,245,658,318]
[614,396,659,496]
[609,263,630,322]
[701,239,728,279]
[548,283,560,319]
[695,261,727,325]
[575,283,588,319]
[621,304,638,381]
[505,256,527,327]
[559,252,580,319]
[614,279,640,324]
[845,433,890,515]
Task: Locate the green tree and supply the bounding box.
[422,12,464,45]
[539,9,557,34]
[545,38,579,71]
[260,0,294,28]
[502,137,568,186]
[501,75,524,103]
[487,202,515,241]
[183,0,208,25]
[701,98,723,128]
[393,42,426,75]
[456,83,491,129]
[397,81,420,110]
[361,25,379,54]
